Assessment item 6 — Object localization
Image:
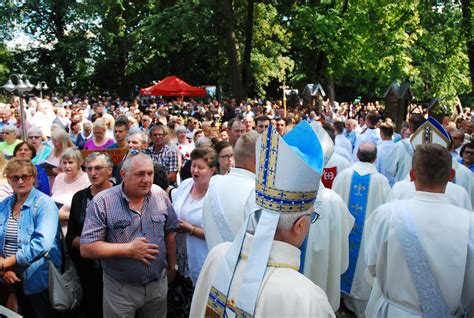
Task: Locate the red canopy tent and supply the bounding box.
[140,75,206,97]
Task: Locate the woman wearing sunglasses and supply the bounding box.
[0,158,62,317]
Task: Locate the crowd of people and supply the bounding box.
[0,93,472,318]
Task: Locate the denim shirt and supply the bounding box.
[0,187,62,295]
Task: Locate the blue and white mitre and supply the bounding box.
[410,116,451,149]
[206,121,324,317]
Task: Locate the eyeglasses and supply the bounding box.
[142,119,151,122]
[2,131,11,135]
[8,175,33,182]
[304,211,320,224]
[28,135,42,140]
[219,154,234,160]
[85,166,106,172]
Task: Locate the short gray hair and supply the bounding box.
[254,209,310,231]
[61,148,84,166]
[85,152,113,168]
[127,130,148,144]
[175,125,186,134]
[2,125,17,135]
[195,137,213,148]
[122,152,153,174]
[234,131,258,165]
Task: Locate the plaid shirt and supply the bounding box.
[81,184,179,285]
[146,144,179,174]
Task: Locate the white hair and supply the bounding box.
[121,152,153,174]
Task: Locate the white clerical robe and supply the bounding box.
[332,162,390,316]
[336,134,353,161]
[387,180,472,210]
[202,168,256,250]
[303,186,355,311]
[452,159,474,204]
[326,153,352,174]
[190,234,335,317]
[384,139,413,183]
[364,192,474,317]
[376,140,396,186]
[352,128,381,162]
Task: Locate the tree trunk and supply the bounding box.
[51,0,73,81]
[461,0,474,93]
[221,0,245,100]
[242,0,255,97]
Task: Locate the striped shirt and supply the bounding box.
[81,183,179,285]
[4,215,18,258]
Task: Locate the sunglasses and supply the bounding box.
[8,174,33,182]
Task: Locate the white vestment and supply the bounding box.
[352,128,381,162]
[376,140,396,186]
[364,192,474,317]
[384,139,413,183]
[452,159,474,204]
[202,168,256,250]
[190,234,336,317]
[332,162,390,316]
[326,153,352,173]
[387,180,472,210]
[336,134,353,161]
[303,186,355,311]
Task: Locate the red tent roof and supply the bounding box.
[140,76,206,97]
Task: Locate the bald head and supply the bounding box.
[357,143,377,163]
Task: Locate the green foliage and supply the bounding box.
[0,0,471,101]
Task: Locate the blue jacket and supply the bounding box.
[0,187,62,294]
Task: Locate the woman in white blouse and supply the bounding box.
[172,146,217,286]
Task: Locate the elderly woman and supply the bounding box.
[27,127,52,164]
[0,158,62,317]
[76,122,92,150]
[214,140,234,175]
[172,147,217,286]
[66,152,113,318]
[51,148,90,234]
[0,125,22,157]
[84,119,114,150]
[13,142,50,196]
[176,125,195,166]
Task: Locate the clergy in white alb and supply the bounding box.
[352,113,381,162]
[302,184,354,311]
[375,121,396,186]
[190,234,335,317]
[301,122,355,311]
[383,114,425,183]
[364,143,474,317]
[332,143,390,317]
[202,132,258,250]
[334,121,353,162]
[387,179,472,210]
[191,122,335,317]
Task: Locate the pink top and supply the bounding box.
[83,138,115,150]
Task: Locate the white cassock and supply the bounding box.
[452,159,474,204]
[302,185,355,311]
[322,153,352,189]
[375,140,396,186]
[190,234,336,318]
[384,139,414,183]
[352,128,381,162]
[202,168,256,250]
[387,180,472,210]
[332,161,390,316]
[364,192,474,317]
[336,134,353,161]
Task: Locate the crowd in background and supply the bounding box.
[0,93,472,317]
